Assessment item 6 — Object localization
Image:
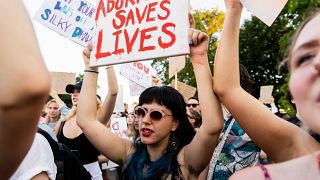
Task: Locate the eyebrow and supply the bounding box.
[293,40,319,53]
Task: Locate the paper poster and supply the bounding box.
[129,80,146,97]
[169,56,186,79]
[120,61,154,88]
[90,0,190,66]
[50,72,76,94]
[171,80,197,102]
[259,85,274,104]
[110,117,128,138]
[34,0,95,47]
[240,0,288,26]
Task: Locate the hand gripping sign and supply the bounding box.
[90,0,190,66]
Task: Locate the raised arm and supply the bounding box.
[76,45,132,165]
[96,66,118,124]
[183,28,223,175]
[213,0,319,162]
[0,0,51,178]
[50,90,70,117]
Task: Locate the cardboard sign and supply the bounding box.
[120,61,154,88]
[34,0,95,47]
[171,80,196,102]
[50,72,76,94]
[259,85,274,104]
[110,117,129,139]
[169,56,186,79]
[129,80,146,96]
[240,0,288,26]
[90,0,190,66]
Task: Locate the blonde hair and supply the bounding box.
[63,97,102,121]
[45,99,61,123]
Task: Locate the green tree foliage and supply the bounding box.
[239,0,320,116]
[151,9,225,88]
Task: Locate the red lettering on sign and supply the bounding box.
[158,22,176,49]
[95,0,106,21]
[139,26,157,52]
[158,0,170,20]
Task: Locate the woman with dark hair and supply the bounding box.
[76,27,223,179]
[214,0,320,179]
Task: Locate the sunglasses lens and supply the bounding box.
[150,111,163,121]
[136,108,146,118]
[187,104,198,108]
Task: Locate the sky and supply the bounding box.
[22,0,251,110]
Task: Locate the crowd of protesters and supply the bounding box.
[2,0,320,179]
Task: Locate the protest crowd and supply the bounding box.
[1,0,320,179]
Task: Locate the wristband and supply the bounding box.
[84,70,98,74]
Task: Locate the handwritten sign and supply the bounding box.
[259,85,274,104]
[90,0,190,66]
[34,0,95,47]
[50,72,76,94]
[169,56,186,79]
[171,80,196,102]
[129,80,146,96]
[120,61,155,88]
[240,0,288,26]
[110,117,129,139]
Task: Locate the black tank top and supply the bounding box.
[58,121,99,164]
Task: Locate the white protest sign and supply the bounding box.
[90,0,190,66]
[259,85,274,104]
[240,0,288,26]
[34,0,95,47]
[50,72,76,94]
[169,56,186,79]
[110,117,129,139]
[129,80,146,96]
[120,61,154,88]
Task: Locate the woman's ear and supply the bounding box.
[171,119,179,131]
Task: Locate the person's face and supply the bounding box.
[186,110,195,128]
[127,114,134,125]
[137,102,179,147]
[48,101,60,119]
[186,99,200,114]
[71,89,80,106]
[289,14,320,132]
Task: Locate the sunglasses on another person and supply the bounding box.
[134,106,172,121]
[186,103,199,108]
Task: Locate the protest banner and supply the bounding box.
[171,80,196,102]
[34,0,95,47]
[259,85,274,104]
[129,80,146,96]
[110,117,129,139]
[169,56,186,79]
[90,0,190,66]
[240,0,288,26]
[50,72,76,94]
[120,61,155,88]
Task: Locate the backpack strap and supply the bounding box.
[57,121,66,141]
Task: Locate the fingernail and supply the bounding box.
[188,40,194,45]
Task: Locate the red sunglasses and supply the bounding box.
[186,103,199,108]
[134,106,173,121]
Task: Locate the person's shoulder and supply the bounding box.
[229,165,265,180]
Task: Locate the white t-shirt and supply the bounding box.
[10,133,57,180]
